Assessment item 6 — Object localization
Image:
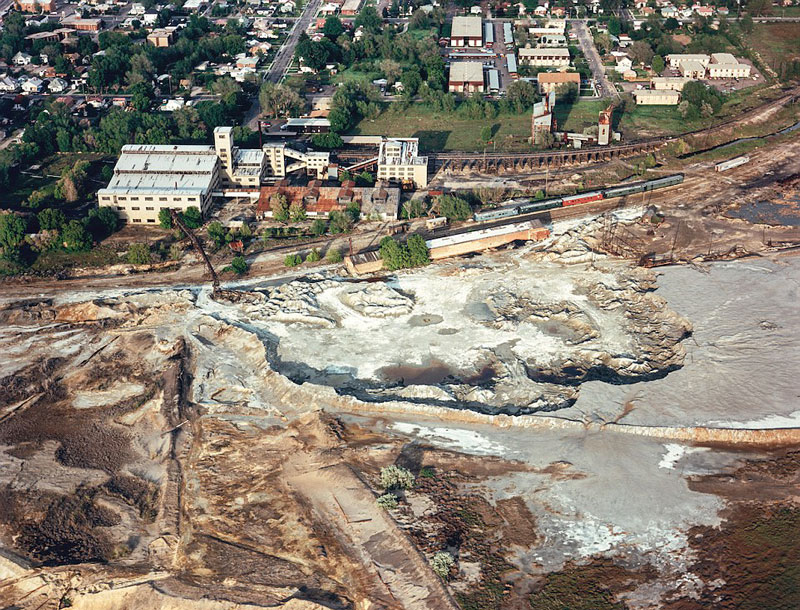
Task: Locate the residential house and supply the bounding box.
[48,77,69,93]
[12,52,32,66]
[21,77,45,93]
[0,76,19,92]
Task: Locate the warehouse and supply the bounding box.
[97,145,221,224]
[518,47,570,67]
[537,71,580,94]
[451,16,483,47]
[448,61,485,93]
[484,22,494,47]
[632,89,680,105]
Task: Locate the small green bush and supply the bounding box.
[326,247,343,263]
[380,465,415,490]
[305,248,321,263]
[376,493,399,510]
[284,253,302,267]
[430,551,454,580]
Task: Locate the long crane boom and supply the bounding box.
[170,209,220,294]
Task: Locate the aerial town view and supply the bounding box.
[0,0,799,606]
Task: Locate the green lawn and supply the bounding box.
[553,100,607,133]
[334,67,382,86]
[350,106,535,152]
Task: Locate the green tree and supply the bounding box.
[54,161,89,203]
[129,81,155,113]
[506,80,537,112]
[259,82,304,118]
[207,221,226,247]
[61,220,92,252]
[480,125,492,144]
[0,213,26,259]
[182,206,202,229]
[436,194,472,220]
[158,208,173,229]
[270,193,289,222]
[289,201,307,223]
[311,132,343,149]
[329,210,353,234]
[354,3,381,33]
[652,55,665,74]
[322,16,344,39]
[311,218,327,236]
[126,243,152,264]
[740,13,754,33]
[85,207,119,240]
[406,234,430,267]
[608,16,622,36]
[37,208,66,232]
[230,255,247,274]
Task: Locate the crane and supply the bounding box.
[170,209,220,295]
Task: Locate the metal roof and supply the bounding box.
[506,54,517,73]
[452,16,482,39]
[488,69,499,90]
[484,22,494,44]
[114,145,218,175]
[449,61,484,84]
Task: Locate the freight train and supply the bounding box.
[473,174,685,222]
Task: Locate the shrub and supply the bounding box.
[284,253,302,267]
[230,256,247,275]
[380,465,415,490]
[376,493,399,510]
[311,218,327,236]
[326,247,343,263]
[430,551,454,580]
[168,243,183,260]
[61,220,92,252]
[207,221,226,247]
[37,208,66,232]
[305,248,321,263]
[436,194,472,221]
[420,466,435,478]
[126,243,152,265]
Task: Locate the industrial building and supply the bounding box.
[537,72,580,95]
[97,145,221,225]
[451,16,483,47]
[448,61,485,93]
[632,89,681,105]
[518,47,570,67]
[99,127,330,224]
[377,138,429,188]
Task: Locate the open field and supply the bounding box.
[351,107,534,152]
[749,23,800,73]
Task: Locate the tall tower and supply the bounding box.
[214,126,234,176]
[598,105,612,146]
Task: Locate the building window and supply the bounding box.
[133,218,142,223]
[100,196,111,201]
[147,219,155,223]
[145,197,153,201]
[117,206,124,211]
[131,206,140,210]
[145,206,154,211]
[131,197,139,201]
[118,197,127,201]
[159,197,168,201]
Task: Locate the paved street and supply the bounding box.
[245,0,323,128]
[571,19,618,99]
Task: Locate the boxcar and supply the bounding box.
[644,174,684,190]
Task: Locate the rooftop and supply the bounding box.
[519,47,570,57]
[537,71,580,83]
[378,138,428,167]
[452,16,482,38]
[114,145,218,175]
[449,61,484,83]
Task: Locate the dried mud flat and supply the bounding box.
[0,239,798,609]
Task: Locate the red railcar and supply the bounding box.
[561,191,605,206]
